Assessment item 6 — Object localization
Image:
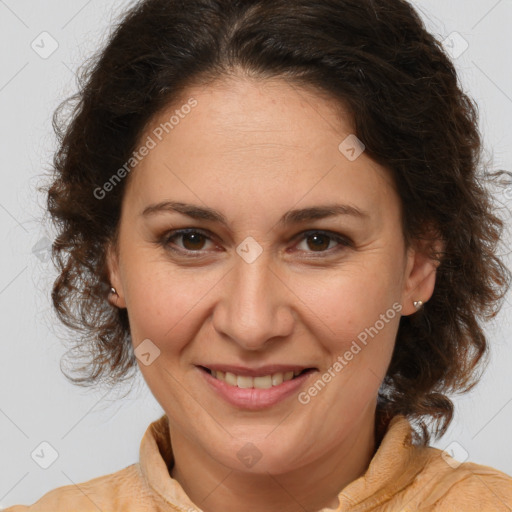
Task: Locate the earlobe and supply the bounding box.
[401,237,443,316]
[105,242,126,308]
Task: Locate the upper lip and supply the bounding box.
[199,364,316,377]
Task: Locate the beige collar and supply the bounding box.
[139,413,425,511]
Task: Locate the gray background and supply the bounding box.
[1,0,511,508]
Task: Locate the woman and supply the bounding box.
[6,0,512,510]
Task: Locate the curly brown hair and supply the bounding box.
[42,0,511,444]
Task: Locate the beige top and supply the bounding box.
[5,414,512,511]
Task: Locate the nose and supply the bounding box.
[212,254,295,351]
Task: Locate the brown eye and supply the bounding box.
[296,231,351,254]
[180,232,207,251]
[305,233,332,251]
[161,229,215,253]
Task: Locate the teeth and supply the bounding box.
[272,373,283,386]
[211,369,305,389]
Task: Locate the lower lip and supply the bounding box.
[198,367,317,410]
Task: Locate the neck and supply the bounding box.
[169,408,377,512]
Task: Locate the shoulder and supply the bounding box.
[433,460,512,510]
[2,464,151,511]
[402,446,512,511]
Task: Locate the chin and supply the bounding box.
[209,434,308,475]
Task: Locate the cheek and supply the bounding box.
[297,264,400,339]
[121,256,223,346]
[296,264,402,385]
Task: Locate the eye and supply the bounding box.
[294,230,352,255]
[161,229,217,254]
[159,229,352,257]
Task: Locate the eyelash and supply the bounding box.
[158,228,352,258]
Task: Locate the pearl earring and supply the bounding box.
[413,300,424,310]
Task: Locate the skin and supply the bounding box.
[107,75,441,512]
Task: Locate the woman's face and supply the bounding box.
[108,76,437,474]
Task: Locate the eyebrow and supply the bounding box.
[141,201,369,226]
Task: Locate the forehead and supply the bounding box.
[123,77,399,224]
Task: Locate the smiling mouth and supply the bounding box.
[199,366,315,389]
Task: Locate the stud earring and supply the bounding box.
[413,300,424,310]
[110,287,118,296]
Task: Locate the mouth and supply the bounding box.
[198,366,316,390]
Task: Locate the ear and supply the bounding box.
[105,241,127,309]
[400,232,444,316]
